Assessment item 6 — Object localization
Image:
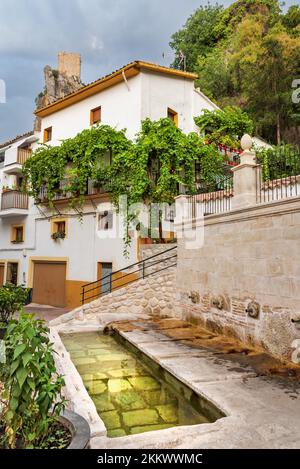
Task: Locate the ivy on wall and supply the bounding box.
[22,117,236,253]
[22,125,131,207]
[23,119,226,205]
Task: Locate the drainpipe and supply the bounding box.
[122,70,130,91]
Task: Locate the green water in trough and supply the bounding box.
[61,331,223,438]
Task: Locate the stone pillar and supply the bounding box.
[175,194,189,223]
[231,134,259,210]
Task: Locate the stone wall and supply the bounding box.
[50,268,177,330]
[58,52,81,79]
[174,196,300,362]
[140,244,177,276]
[82,269,176,318]
[140,244,176,260]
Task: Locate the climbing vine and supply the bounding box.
[194,106,254,150]
[23,118,231,254]
[22,125,132,207]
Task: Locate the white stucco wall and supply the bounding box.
[0,68,218,303]
[40,74,143,144]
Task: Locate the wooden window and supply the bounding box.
[55,221,66,233]
[98,211,113,230]
[43,126,52,143]
[51,218,67,240]
[90,106,101,125]
[167,108,178,127]
[11,225,24,244]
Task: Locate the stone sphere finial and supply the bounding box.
[241,134,253,151]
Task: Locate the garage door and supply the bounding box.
[32,262,66,307]
[0,264,4,286]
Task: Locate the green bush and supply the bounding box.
[0,313,66,448]
[0,284,29,327]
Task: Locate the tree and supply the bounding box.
[170,4,224,71]
[283,5,300,31]
[170,0,300,144]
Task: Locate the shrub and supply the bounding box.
[0,284,29,328]
[0,313,66,448]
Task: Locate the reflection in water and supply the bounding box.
[62,332,211,438]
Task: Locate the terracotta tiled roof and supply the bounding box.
[0,130,34,150]
[35,61,198,118]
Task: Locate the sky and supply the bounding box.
[0,0,297,142]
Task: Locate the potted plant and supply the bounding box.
[0,313,90,449]
[0,284,29,339]
[51,231,66,241]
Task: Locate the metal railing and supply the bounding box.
[38,178,107,203]
[1,190,29,211]
[187,173,234,218]
[256,145,300,203]
[81,245,177,305]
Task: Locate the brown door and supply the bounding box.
[32,262,66,307]
[0,264,4,286]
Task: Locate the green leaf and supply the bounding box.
[25,327,35,340]
[9,397,19,411]
[16,367,28,388]
[13,343,27,360]
[27,378,35,391]
[5,410,14,421]
[12,384,22,398]
[10,359,20,376]
[22,352,32,367]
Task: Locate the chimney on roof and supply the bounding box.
[58,52,81,80]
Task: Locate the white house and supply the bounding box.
[0,58,217,309]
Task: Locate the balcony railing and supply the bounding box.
[1,190,29,211]
[38,178,107,203]
[17,148,32,165]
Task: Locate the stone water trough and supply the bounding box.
[50,309,300,449]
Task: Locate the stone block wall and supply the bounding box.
[140,244,177,276]
[54,268,176,325]
[174,196,300,362]
[83,269,176,318]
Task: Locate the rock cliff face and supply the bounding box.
[34,52,83,131]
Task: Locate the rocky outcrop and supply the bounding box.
[34,52,83,131]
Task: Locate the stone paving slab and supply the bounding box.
[120,330,175,344]
[125,336,208,358]
[159,355,257,385]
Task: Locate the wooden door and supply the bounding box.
[0,264,4,286]
[32,262,66,307]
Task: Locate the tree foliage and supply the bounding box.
[170,4,224,70]
[170,0,300,144]
[0,284,29,326]
[195,106,254,149]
